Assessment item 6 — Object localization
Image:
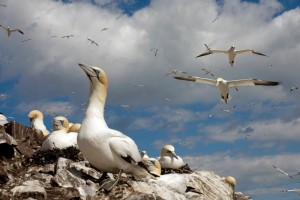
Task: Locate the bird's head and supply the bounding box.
[161,144,178,159]
[79,63,108,89]
[216,78,224,86]
[52,116,69,131]
[230,46,235,50]
[28,110,44,124]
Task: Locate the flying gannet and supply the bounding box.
[164,68,188,77]
[196,45,267,67]
[78,63,153,190]
[28,110,50,137]
[0,24,24,37]
[273,165,294,178]
[41,115,78,151]
[61,35,74,39]
[158,144,185,169]
[87,38,99,46]
[174,76,280,104]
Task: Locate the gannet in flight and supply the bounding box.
[78,63,153,190]
[196,45,267,66]
[28,110,50,137]
[0,24,24,37]
[41,116,78,151]
[201,68,214,77]
[164,68,187,77]
[87,38,99,46]
[158,144,185,169]
[281,189,300,194]
[174,76,279,104]
[101,28,109,31]
[273,165,294,178]
[61,35,74,39]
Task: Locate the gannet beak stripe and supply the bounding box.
[169,151,178,159]
[79,63,99,77]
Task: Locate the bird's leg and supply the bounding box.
[99,170,123,192]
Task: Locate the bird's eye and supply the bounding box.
[93,69,100,76]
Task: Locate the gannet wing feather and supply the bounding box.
[109,132,142,163]
[174,76,217,86]
[227,79,280,88]
[236,49,267,56]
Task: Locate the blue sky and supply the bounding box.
[0,0,300,199]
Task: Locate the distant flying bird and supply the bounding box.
[196,46,267,67]
[290,86,298,92]
[120,104,130,109]
[61,35,74,39]
[22,38,31,42]
[271,102,284,108]
[116,15,122,20]
[174,76,280,104]
[164,98,171,102]
[101,28,109,31]
[0,24,24,37]
[87,38,99,46]
[50,35,57,38]
[201,68,214,77]
[273,165,294,178]
[212,17,219,23]
[0,4,7,7]
[221,105,237,115]
[150,48,159,56]
[164,68,188,76]
[135,84,146,87]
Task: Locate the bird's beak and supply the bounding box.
[79,63,98,77]
[59,120,64,126]
[170,151,178,159]
[29,117,33,124]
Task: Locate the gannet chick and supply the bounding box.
[140,150,161,177]
[174,76,280,104]
[0,24,24,37]
[0,112,8,126]
[68,123,81,133]
[41,116,78,151]
[158,144,185,169]
[196,45,267,67]
[78,63,153,190]
[28,110,50,137]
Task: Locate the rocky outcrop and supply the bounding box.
[0,121,251,200]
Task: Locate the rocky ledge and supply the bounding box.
[0,121,251,200]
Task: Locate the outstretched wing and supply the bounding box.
[236,49,267,56]
[174,76,217,86]
[227,79,279,88]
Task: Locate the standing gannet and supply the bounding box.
[41,116,78,151]
[196,45,267,67]
[0,24,24,37]
[28,110,50,137]
[0,112,8,126]
[158,144,185,169]
[174,76,280,104]
[78,63,153,190]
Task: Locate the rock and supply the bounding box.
[0,162,9,184]
[11,185,47,199]
[124,191,165,200]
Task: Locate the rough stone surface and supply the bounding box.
[0,121,251,200]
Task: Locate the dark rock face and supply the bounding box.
[0,121,251,200]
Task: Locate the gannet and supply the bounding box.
[0,24,24,37]
[0,4,7,7]
[174,76,280,104]
[78,63,153,190]
[61,35,74,39]
[290,86,298,92]
[68,123,81,133]
[196,45,267,66]
[101,28,109,31]
[201,68,214,77]
[41,116,78,151]
[140,150,161,177]
[224,176,237,200]
[158,144,185,169]
[28,110,50,137]
[281,189,300,194]
[0,112,8,126]
[164,68,188,77]
[273,165,294,178]
[87,38,99,46]
[221,105,237,115]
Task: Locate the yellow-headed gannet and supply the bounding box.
[140,150,161,177]
[158,144,185,169]
[78,63,153,190]
[28,110,50,137]
[0,112,8,126]
[41,115,78,151]
[0,24,24,37]
[68,123,81,133]
[196,45,267,67]
[174,76,280,104]
[224,176,237,199]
